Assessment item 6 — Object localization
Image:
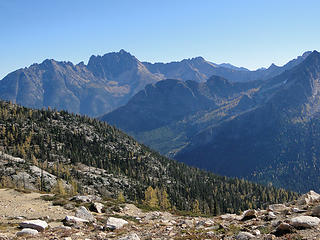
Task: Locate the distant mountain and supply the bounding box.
[142,57,220,82]
[143,51,312,82]
[218,63,249,71]
[175,50,320,192]
[103,50,320,193]
[101,76,261,154]
[0,50,311,116]
[0,50,161,116]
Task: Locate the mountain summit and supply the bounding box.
[175,50,320,192]
[103,50,320,193]
[0,50,312,116]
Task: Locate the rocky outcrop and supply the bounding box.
[297,190,320,205]
[63,216,89,226]
[19,220,48,232]
[16,228,38,236]
[289,216,320,229]
[75,206,95,222]
[241,209,257,221]
[105,217,129,230]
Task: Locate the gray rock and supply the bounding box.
[75,206,95,222]
[196,219,214,227]
[292,207,307,213]
[297,190,320,205]
[268,211,277,219]
[271,220,282,227]
[268,204,289,212]
[236,231,255,239]
[91,202,104,213]
[220,213,241,221]
[71,195,102,203]
[19,219,48,232]
[64,203,75,210]
[241,209,257,221]
[274,223,295,236]
[16,228,39,236]
[105,217,128,230]
[252,229,260,235]
[118,233,140,240]
[312,205,320,216]
[63,215,89,226]
[289,216,320,228]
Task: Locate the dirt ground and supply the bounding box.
[0,188,72,238]
[0,189,71,221]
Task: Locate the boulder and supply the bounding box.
[91,202,104,213]
[297,190,320,205]
[16,228,38,236]
[63,216,89,226]
[118,233,140,240]
[75,206,95,222]
[71,195,102,203]
[105,217,128,230]
[196,219,214,227]
[268,204,289,212]
[289,216,320,229]
[241,209,257,221]
[19,220,48,232]
[252,229,260,235]
[292,207,306,213]
[267,211,277,219]
[273,223,295,236]
[312,205,320,217]
[236,231,255,239]
[220,213,241,221]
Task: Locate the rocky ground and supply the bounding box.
[1,189,320,239]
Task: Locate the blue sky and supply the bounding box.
[0,0,320,79]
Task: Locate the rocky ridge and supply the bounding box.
[0,189,320,239]
[0,50,311,117]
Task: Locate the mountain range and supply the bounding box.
[103,50,320,193]
[1,48,319,193]
[0,50,311,117]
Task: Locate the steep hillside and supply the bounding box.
[175,51,320,193]
[0,100,297,215]
[101,76,262,154]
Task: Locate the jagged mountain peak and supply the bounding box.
[87,49,148,80]
[88,49,137,64]
[300,50,320,66]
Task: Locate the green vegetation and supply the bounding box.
[0,101,298,215]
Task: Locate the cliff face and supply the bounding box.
[0,50,161,116]
[0,50,311,117]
